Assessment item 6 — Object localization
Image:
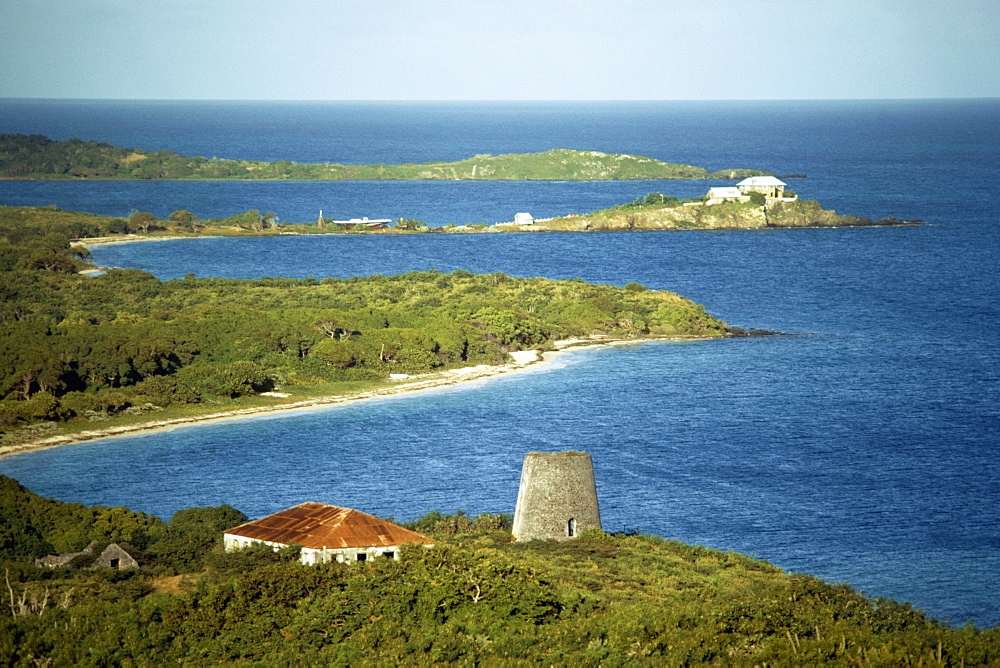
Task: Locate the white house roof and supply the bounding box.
[707,187,742,198]
[737,176,786,187]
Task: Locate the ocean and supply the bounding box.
[0,99,998,627]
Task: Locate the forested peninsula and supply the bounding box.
[0,133,766,181]
[0,191,916,452]
[2,476,998,664]
[0,205,735,453]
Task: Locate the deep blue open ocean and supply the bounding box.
[1,99,998,628]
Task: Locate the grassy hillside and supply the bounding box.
[1,476,998,665]
[0,134,767,181]
[521,192,908,232]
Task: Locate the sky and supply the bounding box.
[2,0,998,100]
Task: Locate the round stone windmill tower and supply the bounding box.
[512,451,602,542]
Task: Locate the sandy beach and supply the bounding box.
[80,233,232,246]
[0,337,663,461]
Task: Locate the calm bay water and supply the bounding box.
[1,99,998,627]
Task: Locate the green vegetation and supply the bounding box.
[0,134,766,181]
[0,193,911,252]
[529,192,900,232]
[0,206,727,443]
[0,204,326,242]
[1,477,997,665]
[0,196,909,442]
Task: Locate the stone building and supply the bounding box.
[36,540,137,570]
[35,540,98,568]
[223,502,433,565]
[512,451,602,542]
[89,543,138,570]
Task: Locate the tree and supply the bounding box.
[168,210,199,231]
[150,505,248,570]
[132,375,200,407]
[396,218,428,231]
[13,392,67,422]
[91,505,165,549]
[23,249,78,273]
[312,339,365,369]
[198,361,273,398]
[67,220,102,239]
[315,316,353,341]
[227,210,264,231]
[168,210,196,224]
[474,308,544,348]
[129,211,158,234]
[106,218,130,234]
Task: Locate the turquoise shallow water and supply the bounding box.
[1,99,998,626]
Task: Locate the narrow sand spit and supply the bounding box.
[76,234,221,248]
[0,338,668,460]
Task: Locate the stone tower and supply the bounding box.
[512,451,601,542]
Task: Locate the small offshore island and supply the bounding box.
[0,133,766,181]
[0,132,919,232]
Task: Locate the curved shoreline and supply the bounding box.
[0,338,681,461]
[74,213,923,251]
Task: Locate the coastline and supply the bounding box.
[78,234,225,248]
[0,337,672,461]
[72,217,922,253]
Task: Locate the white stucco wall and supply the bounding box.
[224,533,401,566]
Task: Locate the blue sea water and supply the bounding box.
[1,99,998,628]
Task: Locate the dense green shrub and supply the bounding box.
[1,484,997,664]
[0,219,729,437]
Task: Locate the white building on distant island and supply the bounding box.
[328,217,393,229]
[705,177,797,206]
[514,212,534,225]
[737,176,788,199]
[705,186,746,205]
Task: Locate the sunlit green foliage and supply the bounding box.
[0,476,164,556]
[0,205,130,244]
[1,488,997,664]
[0,212,727,440]
[0,134,767,181]
[540,192,880,231]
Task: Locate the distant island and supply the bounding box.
[0,133,767,181]
[491,186,921,232]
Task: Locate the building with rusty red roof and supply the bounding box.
[223,501,433,565]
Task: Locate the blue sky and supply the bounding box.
[2,0,998,100]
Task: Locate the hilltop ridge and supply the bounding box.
[2,476,998,664]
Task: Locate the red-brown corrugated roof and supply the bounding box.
[224,502,433,551]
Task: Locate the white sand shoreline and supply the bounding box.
[0,337,681,461]
[78,234,224,248]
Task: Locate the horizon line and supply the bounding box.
[2,96,998,104]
